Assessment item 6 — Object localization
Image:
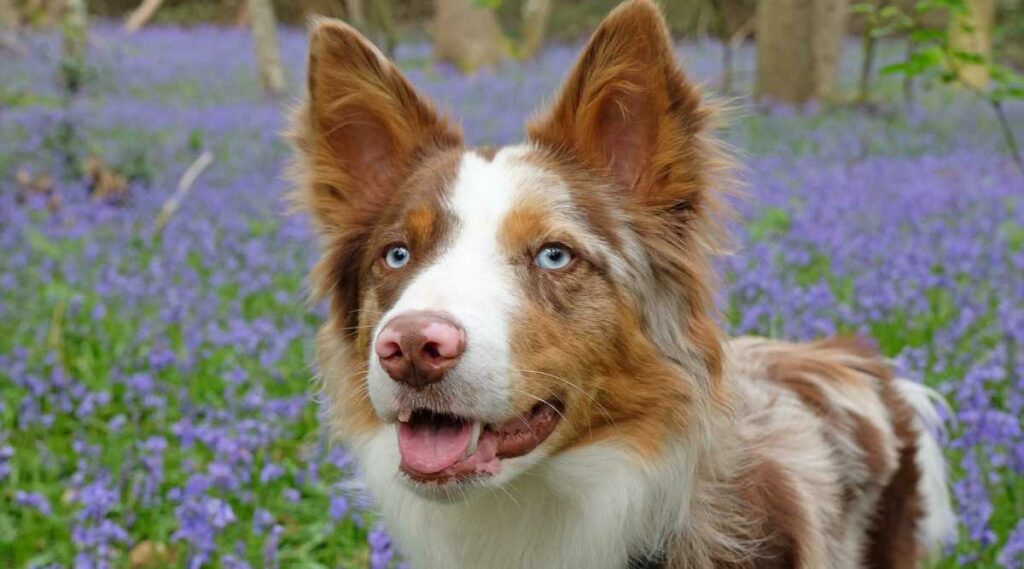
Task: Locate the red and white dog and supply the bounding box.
[290,1,956,567]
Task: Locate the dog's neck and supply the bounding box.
[356,391,746,569]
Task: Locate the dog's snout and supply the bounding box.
[375,311,466,388]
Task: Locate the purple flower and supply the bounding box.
[1000,519,1024,568]
[329,493,349,521]
[369,525,396,569]
[259,462,285,483]
[15,491,53,516]
[263,524,283,569]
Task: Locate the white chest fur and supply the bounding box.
[356,430,692,569]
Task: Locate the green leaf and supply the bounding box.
[909,28,944,43]
[951,50,985,64]
[851,4,877,14]
[881,62,909,75]
[992,85,1024,101]
[889,46,947,78]
[879,5,904,18]
[989,64,1023,85]
[913,0,939,13]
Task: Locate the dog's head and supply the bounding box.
[291,0,732,498]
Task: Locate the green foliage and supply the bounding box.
[853,1,913,38]
[870,0,1024,169]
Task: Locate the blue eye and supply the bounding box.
[384,245,410,269]
[534,244,573,270]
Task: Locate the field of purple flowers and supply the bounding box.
[0,22,1022,568]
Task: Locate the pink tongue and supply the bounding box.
[398,420,474,474]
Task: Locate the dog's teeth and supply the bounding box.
[466,421,483,456]
[398,409,412,423]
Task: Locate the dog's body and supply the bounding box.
[290,2,956,567]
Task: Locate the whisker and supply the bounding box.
[511,388,569,425]
[515,368,616,432]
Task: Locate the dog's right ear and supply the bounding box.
[292,19,462,234]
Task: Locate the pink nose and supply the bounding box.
[374,311,466,388]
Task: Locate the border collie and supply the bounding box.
[289,1,957,567]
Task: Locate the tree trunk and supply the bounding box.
[247,0,286,96]
[720,15,755,95]
[902,35,915,106]
[124,0,164,34]
[434,0,507,73]
[857,32,876,104]
[949,0,995,89]
[519,0,551,59]
[721,40,734,94]
[344,0,366,28]
[367,0,397,58]
[0,0,19,28]
[856,0,887,104]
[61,0,88,94]
[0,0,22,54]
[756,0,849,103]
[235,1,248,27]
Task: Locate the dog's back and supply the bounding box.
[713,336,956,567]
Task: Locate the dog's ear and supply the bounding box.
[527,0,711,207]
[293,18,462,232]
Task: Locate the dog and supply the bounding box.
[289,1,957,567]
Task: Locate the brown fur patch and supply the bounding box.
[851,413,890,480]
[363,148,463,318]
[526,0,734,413]
[288,18,463,326]
[734,458,809,568]
[497,195,564,258]
[288,20,468,441]
[474,145,499,161]
[731,335,926,566]
[866,378,925,567]
[496,157,697,460]
[510,299,695,459]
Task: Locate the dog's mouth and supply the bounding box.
[396,401,564,484]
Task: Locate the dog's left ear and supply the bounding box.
[527,0,711,206]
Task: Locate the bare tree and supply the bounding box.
[247,0,286,96]
[434,0,507,72]
[715,0,755,95]
[756,0,850,103]
[0,0,23,54]
[344,0,366,28]
[367,0,398,58]
[62,0,88,94]
[519,0,551,59]
[0,0,18,28]
[855,0,889,104]
[949,0,995,89]
[123,0,164,34]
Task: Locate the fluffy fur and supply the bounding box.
[289,2,957,568]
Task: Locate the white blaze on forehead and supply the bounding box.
[368,147,536,420]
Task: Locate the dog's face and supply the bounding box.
[292,0,730,498]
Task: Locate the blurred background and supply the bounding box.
[1,0,1022,568]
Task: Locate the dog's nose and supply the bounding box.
[375,311,466,388]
